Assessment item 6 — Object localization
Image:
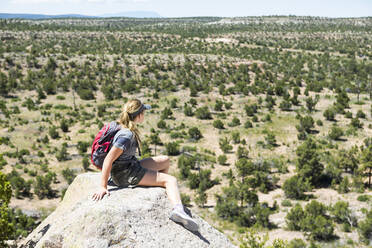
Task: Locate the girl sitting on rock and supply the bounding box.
[92,98,199,232]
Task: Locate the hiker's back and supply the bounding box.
[112,128,139,163]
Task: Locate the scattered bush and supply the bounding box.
[217,154,227,165]
[48,126,59,139]
[165,142,180,156]
[281,199,292,207]
[328,125,344,140]
[213,119,224,129]
[62,168,76,184]
[286,201,335,241]
[357,208,372,245]
[195,106,212,120]
[188,127,203,140]
[219,137,233,153]
[357,195,370,202]
[323,108,336,121]
[283,175,311,200]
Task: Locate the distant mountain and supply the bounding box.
[0,13,96,19]
[0,11,162,20]
[101,11,162,18]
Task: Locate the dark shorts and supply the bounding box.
[111,159,147,187]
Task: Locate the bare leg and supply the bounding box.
[137,168,199,231]
[137,169,181,206]
[139,155,170,174]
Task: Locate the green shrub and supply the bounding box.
[161,107,173,119]
[218,154,227,165]
[306,215,334,241]
[331,201,354,225]
[328,125,344,140]
[231,131,240,144]
[214,100,223,111]
[7,208,37,240]
[48,126,59,139]
[7,170,32,198]
[77,141,90,154]
[296,137,323,186]
[281,199,292,207]
[60,118,69,132]
[157,120,167,129]
[219,137,233,153]
[358,208,372,245]
[338,176,350,194]
[286,203,305,231]
[244,120,253,128]
[224,102,232,110]
[195,106,212,120]
[82,157,89,171]
[344,111,353,118]
[356,110,366,119]
[0,171,13,244]
[54,104,69,110]
[56,143,69,162]
[236,146,249,159]
[77,88,95,100]
[296,115,314,133]
[62,168,76,185]
[286,201,335,241]
[350,118,363,128]
[279,100,292,111]
[177,154,197,179]
[183,105,193,116]
[56,95,65,100]
[213,119,225,129]
[180,193,191,207]
[244,104,258,116]
[357,195,370,202]
[188,127,203,140]
[228,116,240,127]
[283,175,311,200]
[165,142,180,156]
[264,132,277,148]
[323,108,336,121]
[33,174,54,199]
[288,238,306,248]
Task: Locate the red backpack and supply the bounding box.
[90,121,121,170]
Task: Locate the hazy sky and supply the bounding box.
[0,0,371,17]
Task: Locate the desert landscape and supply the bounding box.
[0,16,371,247]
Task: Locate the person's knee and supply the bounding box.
[158,155,170,169]
[165,174,177,186]
[158,155,170,164]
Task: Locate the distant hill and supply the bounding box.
[0,13,96,19]
[0,11,162,19]
[101,11,162,18]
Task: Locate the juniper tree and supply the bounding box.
[188,127,203,141]
[0,171,13,245]
[219,137,233,153]
[305,95,319,112]
[360,144,372,188]
[213,119,224,129]
[296,137,323,186]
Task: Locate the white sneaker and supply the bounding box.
[170,208,199,232]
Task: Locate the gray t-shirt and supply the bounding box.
[112,128,139,163]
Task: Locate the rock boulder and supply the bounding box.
[20,173,236,248]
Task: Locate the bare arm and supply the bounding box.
[92,146,123,201]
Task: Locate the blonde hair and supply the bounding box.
[118,99,143,147]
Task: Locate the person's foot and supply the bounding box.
[170,207,199,232]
